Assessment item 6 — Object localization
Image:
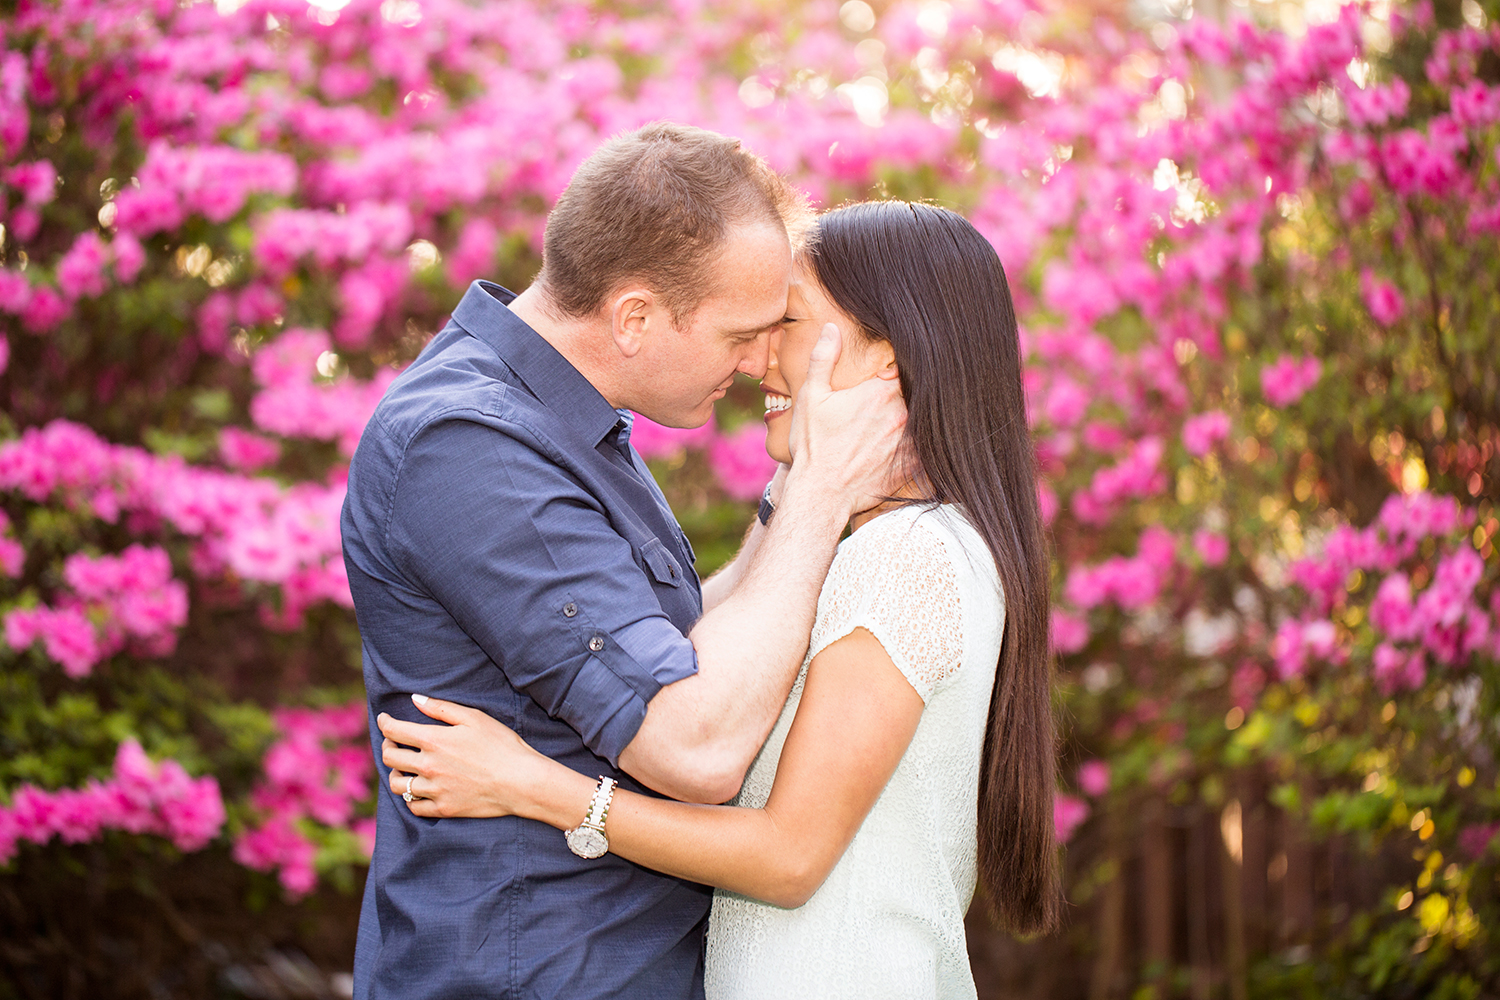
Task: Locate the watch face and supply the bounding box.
[566,825,608,859]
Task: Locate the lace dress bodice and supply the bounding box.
[704,504,1004,1000]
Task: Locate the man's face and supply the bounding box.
[632,221,792,428]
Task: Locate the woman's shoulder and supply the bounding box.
[814,504,978,702]
[833,503,979,573]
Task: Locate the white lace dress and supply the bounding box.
[704,504,1004,1000]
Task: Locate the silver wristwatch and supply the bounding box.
[565,776,617,859]
[757,481,776,526]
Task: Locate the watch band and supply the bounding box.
[565,775,617,859]
[757,482,776,526]
[584,775,616,829]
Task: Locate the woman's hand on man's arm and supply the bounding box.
[378,625,924,910]
[378,696,591,824]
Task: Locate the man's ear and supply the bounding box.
[610,288,654,359]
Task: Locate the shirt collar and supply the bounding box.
[451,280,624,448]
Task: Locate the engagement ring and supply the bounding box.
[403,774,416,803]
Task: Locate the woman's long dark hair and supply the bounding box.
[805,201,1060,935]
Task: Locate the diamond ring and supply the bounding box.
[403,774,417,803]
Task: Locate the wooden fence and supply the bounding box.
[965,770,1416,999]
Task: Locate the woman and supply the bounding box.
[376,201,1059,999]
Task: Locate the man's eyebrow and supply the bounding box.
[729,317,787,337]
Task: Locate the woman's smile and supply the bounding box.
[762,390,792,422]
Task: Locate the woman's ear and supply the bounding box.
[610,288,654,358]
[871,340,900,380]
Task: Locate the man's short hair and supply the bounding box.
[535,123,809,324]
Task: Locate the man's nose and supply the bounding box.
[738,333,771,380]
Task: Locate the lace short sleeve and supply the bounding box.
[808,508,965,702]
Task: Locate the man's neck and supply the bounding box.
[508,285,627,409]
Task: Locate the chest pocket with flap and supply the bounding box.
[639,537,686,588]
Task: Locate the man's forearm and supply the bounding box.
[697,517,759,613]
[699,465,784,613]
[618,463,848,802]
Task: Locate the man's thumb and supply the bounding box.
[804,323,841,393]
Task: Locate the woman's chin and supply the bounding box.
[766,445,793,466]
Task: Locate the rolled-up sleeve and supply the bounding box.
[385,416,697,765]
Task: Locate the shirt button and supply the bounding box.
[588,635,604,652]
[563,602,578,618]
[668,564,677,578]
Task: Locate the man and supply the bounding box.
[342,123,905,1000]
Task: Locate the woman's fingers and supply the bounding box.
[802,322,842,398]
[381,737,426,774]
[387,765,442,805]
[376,712,438,749]
[405,797,441,818]
[411,693,481,726]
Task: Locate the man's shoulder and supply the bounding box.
[363,329,558,459]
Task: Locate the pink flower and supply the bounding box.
[234,701,372,897]
[1074,437,1166,524]
[21,285,70,332]
[1182,410,1231,457]
[0,741,225,856]
[1381,128,1460,197]
[0,536,22,577]
[1378,492,1465,544]
[1050,610,1090,654]
[1063,530,1174,611]
[236,283,284,327]
[55,231,110,300]
[1343,78,1410,127]
[1036,481,1058,525]
[1372,643,1426,694]
[1053,794,1089,844]
[1360,269,1405,326]
[707,423,776,501]
[14,602,102,680]
[629,413,716,461]
[1043,377,1089,428]
[1260,354,1322,407]
[1450,80,1500,128]
[1370,575,1418,642]
[1271,618,1342,681]
[8,205,39,243]
[233,814,319,898]
[163,774,227,851]
[447,218,499,288]
[352,817,377,859]
[1194,529,1230,567]
[30,606,101,677]
[1077,760,1111,798]
[113,186,185,236]
[0,269,31,315]
[220,427,282,472]
[3,160,57,206]
[1082,421,1127,453]
[196,292,234,355]
[10,786,60,844]
[111,233,146,284]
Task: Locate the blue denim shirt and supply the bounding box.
[343,281,711,1000]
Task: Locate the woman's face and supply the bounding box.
[761,261,896,466]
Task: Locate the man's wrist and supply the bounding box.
[775,464,854,530]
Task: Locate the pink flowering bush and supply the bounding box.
[0,0,1496,994]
